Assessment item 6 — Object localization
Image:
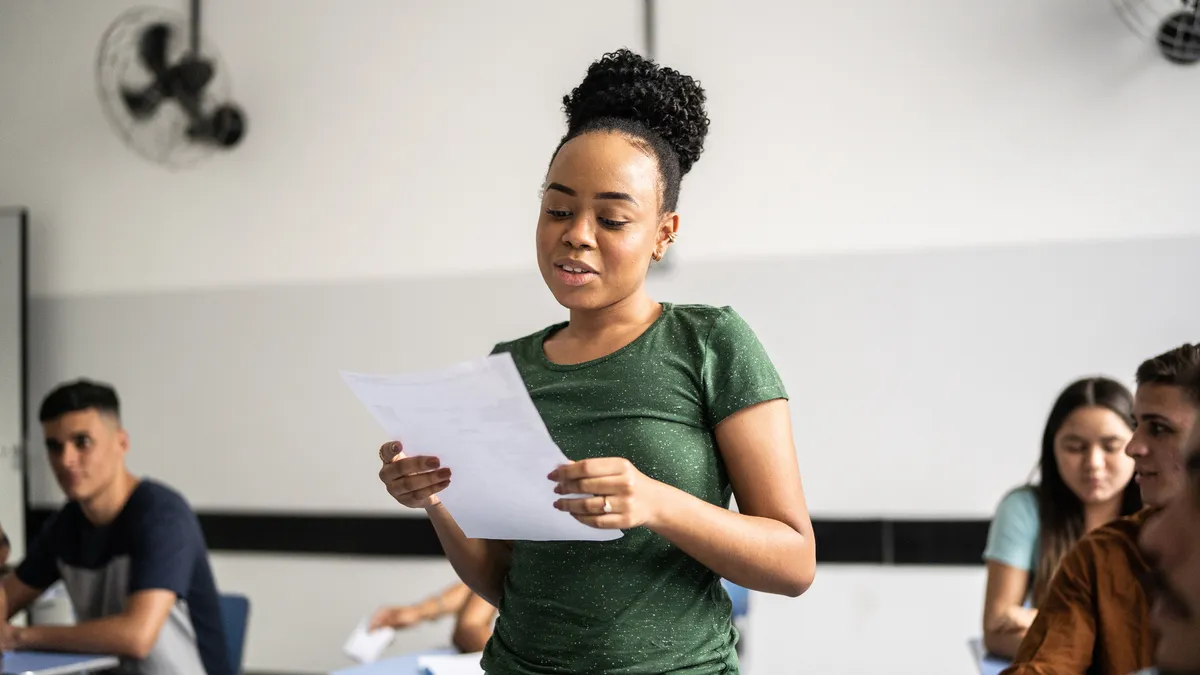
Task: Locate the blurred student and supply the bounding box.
[0,379,231,675]
[369,581,496,653]
[982,377,1141,657]
[1137,368,1200,675]
[1002,344,1200,675]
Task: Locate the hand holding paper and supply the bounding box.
[342,617,395,664]
[343,353,621,542]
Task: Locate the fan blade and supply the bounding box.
[138,23,173,77]
[187,104,246,147]
[120,83,165,119]
[173,57,214,95]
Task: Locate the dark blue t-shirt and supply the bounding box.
[17,479,231,675]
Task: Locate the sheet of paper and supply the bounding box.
[416,652,485,675]
[341,352,621,542]
[342,617,395,664]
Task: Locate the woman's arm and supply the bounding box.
[553,399,815,597]
[379,443,512,606]
[426,504,512,606]
[451,593,497,653]
[651,399,814,596]
[982,561,1036,658]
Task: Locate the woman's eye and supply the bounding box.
[598,218,628,229]
[546,209,571,219]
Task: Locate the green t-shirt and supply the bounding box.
[479,303,789,675]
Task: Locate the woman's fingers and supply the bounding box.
[380,454,442,481]
[554,474,634,496]
[555,495,617,515]
[385,467,452,495]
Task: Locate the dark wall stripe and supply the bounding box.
[26,508,989,565]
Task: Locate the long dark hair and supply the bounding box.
[1032,377,1141,606]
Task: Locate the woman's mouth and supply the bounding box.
[553,261,599,287]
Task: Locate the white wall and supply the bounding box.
[3,0,1198,673]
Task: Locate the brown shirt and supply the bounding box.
[1001,509,1157,675]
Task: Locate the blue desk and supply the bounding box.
[968,638,1011,675]
[2,651,119,675]
[329,648,457,675]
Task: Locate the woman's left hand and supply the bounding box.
[550,458,667,530]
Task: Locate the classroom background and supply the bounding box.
[2,0,1200,673]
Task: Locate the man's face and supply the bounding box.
[1126,384,1198,507]
[1140,424,1200,674]
[42,409,128,503]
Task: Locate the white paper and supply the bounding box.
[416,652,485,675]
[341,353,621,542]
[341,617,395,664]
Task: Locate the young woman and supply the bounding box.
[368,582,496,654]
[981,376,1141,657]
[377,49,815,674]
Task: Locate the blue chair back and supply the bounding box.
[720,579,749,619]
[219,593,251,674]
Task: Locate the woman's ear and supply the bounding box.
[653,213,680,261]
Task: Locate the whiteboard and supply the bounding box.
[0,209,26,561]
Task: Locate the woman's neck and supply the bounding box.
[565,290,660,341]
[1082,496,1124,533]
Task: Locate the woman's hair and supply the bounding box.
[1031,376,1141,606]
[553,48,710,213]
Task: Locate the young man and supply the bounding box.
[0,380,231,675]
[1002,344,1200,675]
[1135,365,1200,675]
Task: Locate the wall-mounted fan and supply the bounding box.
[96,0,247,168]
[1112,0,1200,64]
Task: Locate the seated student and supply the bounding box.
[982,377,1141,657]
[1002,344,1200,675]
[0,379,231,675]
[369,581,496,654]
[1136,379,1200,675]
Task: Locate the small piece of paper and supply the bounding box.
[417,652,485,675]
[340,353,622,542]
[342,617,395,664]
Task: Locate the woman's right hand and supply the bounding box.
[378,441,452,509]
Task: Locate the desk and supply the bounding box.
[1,651,119,675]
[329,648,457,675]
[968,638,1011,675]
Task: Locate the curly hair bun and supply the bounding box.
[561,48,709,175]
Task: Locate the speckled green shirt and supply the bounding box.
[479,303,789,675]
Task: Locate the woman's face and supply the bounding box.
[1052,406,1136,506]
[536,131,676,312]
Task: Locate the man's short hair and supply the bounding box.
[38,379,121,423]
[1136,344,1200,403]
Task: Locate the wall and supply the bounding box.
[3,0,1199,673]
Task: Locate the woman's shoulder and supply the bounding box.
[489,321,566,356]
[995,484,1040,515]
[661,303,761,344]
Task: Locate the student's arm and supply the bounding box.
[1000,543,1097,675]
[450,593,496,654]
[10,590,176,658]
[983,561,1036,657]
[368,582,474,631]
[981,489,1039,657]
[2,574,45,622]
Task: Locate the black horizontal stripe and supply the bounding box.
[25,508,989,565]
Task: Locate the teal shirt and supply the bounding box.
[983,486,1041,573]
[480,303,789,675]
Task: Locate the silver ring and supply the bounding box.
[602,497,612,514]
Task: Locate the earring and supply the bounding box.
[667,232,678,243]
[652,250,663,261]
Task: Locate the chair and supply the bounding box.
[721,579,749,619]
[219,593,251,675]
